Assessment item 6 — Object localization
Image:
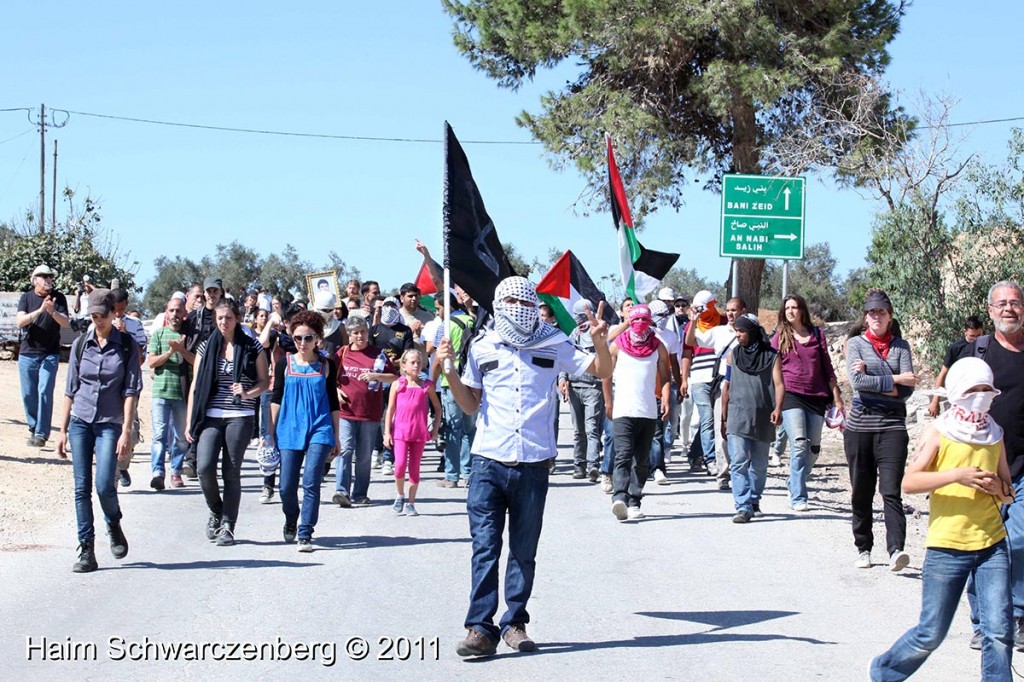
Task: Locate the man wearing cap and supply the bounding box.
[17,265,70,447]
[71,274,95,318]
[188,277,223,348]
[437,276,611,658]
[314,290,346,358]
[558,299,606,481]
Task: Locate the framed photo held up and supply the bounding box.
[305,270,340,306]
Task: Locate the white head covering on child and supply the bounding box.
[932,357,1003,446]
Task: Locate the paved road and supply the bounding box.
[0,413,979,681]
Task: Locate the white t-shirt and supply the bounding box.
[690,324,737,384]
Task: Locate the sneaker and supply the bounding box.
[332,492,352,508]
[855,550,872,569]
[283,523,297,543]
[352,496,372,506]
[752,503,764,518]
[403,503,419,517]
[732,511,752,524]
[118,469,132,488]
[889,550,910,573]
[970,630,983,651]
[150,475,165,491]
[297,539,313,553]
[1014,617,1024,651]
[382,462,394,476]
[205,513,221,541]
[259,486,275,504]
[718,479,731,491]
[181,462,197,479]
[170,474,185,488]
[790,502,809,512]
[611,500,628,521]
[688,459,704,473]
[601,475,613,494]
[456,628,497,658]
[502,623,537,652]
[627,507,645,520]
[107,522,129,559]
[703,458,716,476]
[27,436,44,447]
[588,467,600,483]
[654,469,668,485]
[769,453,782,467]
[393,496,406,514]
[437,479,459,489]
[72,541,98,573]
[215,522,235,546]
[572,468,587,480]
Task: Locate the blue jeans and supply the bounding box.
[650,385,677,473]
[465,455,549,642]
[690,382,716,464]
[258,393,272,439]
[336,419,378,498]
[280,443,331,541]
[150,397,187,476]
[69,418,122,543]
[601,415,615,475]
[18,352,59,440]
[871,541,1012,682]
[567,382,603,472]
[728,435,769,514]
[782,407,824,506]
[441,387,476,482]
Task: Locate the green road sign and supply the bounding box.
[720,174,805,260]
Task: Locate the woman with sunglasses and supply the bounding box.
[268,311,341,552]
[186,298,270,546]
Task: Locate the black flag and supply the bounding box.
[443,121,514,313]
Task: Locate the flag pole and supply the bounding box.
[443,267,452,373]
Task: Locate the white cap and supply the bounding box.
[314,290,337,311]
[693,290,715,307]
[32,264,55,278]
[657,287,676,301]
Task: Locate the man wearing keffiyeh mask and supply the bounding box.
[646,300,682,484]
[436,275,612,658]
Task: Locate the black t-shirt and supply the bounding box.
[960,338,1024,478]
[371,323,414,363]
[942,338,969,369]
[18,289,69,355]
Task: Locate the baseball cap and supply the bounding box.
[87,288,114,315]
[32,265,55,278]
[314,290,337,311]
[693,290,715,307]
[657,287,676,302]
[203,277,223,292]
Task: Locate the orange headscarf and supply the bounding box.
[696,300,720,333]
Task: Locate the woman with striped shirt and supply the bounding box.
[186,298,270,546]
[844,289,918,572]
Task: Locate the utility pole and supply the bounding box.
[27,104,68,233]
[52,140,58,230]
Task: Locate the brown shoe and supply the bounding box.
[502,623,537,652]
[456,628,497,657]
[437,479,459,489]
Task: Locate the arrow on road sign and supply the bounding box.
[783,187,791,211]
[776,233,798,241]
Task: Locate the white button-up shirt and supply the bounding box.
[463,330,592,464]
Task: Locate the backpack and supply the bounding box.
[73,331,133,375]
[970,334,993,359]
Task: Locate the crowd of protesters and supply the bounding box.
[21,251,1024,677]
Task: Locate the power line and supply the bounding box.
[0,129,33,146]
[64,109,539,145]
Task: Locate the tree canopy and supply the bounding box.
[444,0,907,310]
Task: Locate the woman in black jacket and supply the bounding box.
[186,299,269,546]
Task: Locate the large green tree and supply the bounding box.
[444,0,906,310]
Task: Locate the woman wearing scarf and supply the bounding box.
[771,294,844,511]
[186,298,270,546]
[871,358,1013,681]
[720,314,784,524]
[845,289,918,571]
[604,304,671,522]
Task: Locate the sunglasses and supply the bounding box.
[294,334,318,344]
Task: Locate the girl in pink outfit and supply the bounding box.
[384,350,441,516]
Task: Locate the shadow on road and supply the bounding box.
[120,559,321,570]
[313,534,471,550]
[0,454,70,465]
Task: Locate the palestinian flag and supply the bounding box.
[607,135,679,301]
[536,250,618,334]
[414,260,439,312]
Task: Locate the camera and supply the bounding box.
[69,317,91,333]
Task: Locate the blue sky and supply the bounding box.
[1,2,1022,300]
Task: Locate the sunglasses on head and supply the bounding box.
[294,334,318,344]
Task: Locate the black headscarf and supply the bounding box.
[733,315,776,374]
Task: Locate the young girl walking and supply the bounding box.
[870,357,1014,681]
[384,349,441,516]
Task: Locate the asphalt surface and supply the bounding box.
[0,410,982,681]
